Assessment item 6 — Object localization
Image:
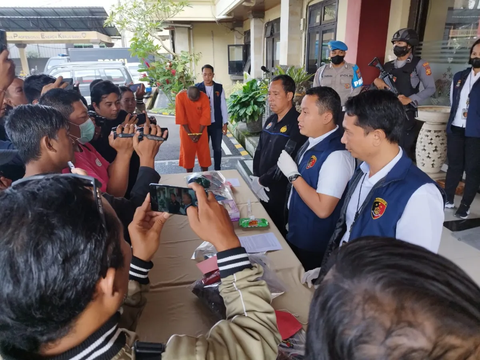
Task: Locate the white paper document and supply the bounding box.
[238,233,283,253]
[227,178,241,187]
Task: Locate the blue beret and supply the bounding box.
[328,40,348,51]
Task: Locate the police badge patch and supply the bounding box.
[280,126,287,133]
[371,198,387,219]
[306,155,317,169]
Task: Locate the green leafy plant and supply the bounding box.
[274,65,314,93]
[227,79,266,124]
[106,0,200,110]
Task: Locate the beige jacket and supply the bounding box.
[116,264,281,360]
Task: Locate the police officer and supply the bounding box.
[373,28,436,160]
[276,87,355,271]
[301,90,444,285]
[251,75,307,237]
[313,40,363,106]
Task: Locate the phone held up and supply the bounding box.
[149,184,199,216]
[129,83,142,92]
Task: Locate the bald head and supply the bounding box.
[187,86,200,102]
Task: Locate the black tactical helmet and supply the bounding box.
[391,28,419,47]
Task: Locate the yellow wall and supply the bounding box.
[264,4,281,22]
[192,22,236,93]
[384,0,411,61]
[423,0,449,42]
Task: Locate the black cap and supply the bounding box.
[391,28,419,47]
[0,150,19,166]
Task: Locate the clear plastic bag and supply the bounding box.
[191,241,217,261]
[185,171,232,200]
[191,253,287,318]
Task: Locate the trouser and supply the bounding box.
[286,240,324,272]
[208,123,223,171]
[260,185,288,238]
[399,110,422,161]
[444,126,480,207]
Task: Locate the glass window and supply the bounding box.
[306,0,338,74]
[323,3,336,22]
[104,68,126,83]
[74,69,101,84]
[413,0,480,105]
[50,69,71,78]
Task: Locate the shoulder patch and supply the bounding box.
[422,62,432,76]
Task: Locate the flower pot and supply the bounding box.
[415,106,450,174]
[246,118,263,134]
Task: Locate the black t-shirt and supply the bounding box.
[253,106,307,189]
[168,200,181,214]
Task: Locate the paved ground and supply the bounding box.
[152,114,252,175]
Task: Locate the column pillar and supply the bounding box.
[345,0,392,84]
[279,0,302,66]
[15,44,29,77]
[250,12,264,79]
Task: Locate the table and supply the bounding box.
[136,170,314,343]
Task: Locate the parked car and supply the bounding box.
[47,62,133,104]
[44,55,70,73]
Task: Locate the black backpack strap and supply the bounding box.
[133,341,165,360]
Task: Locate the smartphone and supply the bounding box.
[62,78,74,90]
[149,184,198,215]
[0,30,6,52]
[129,83,141,92]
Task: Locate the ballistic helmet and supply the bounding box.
[391,28,419,47]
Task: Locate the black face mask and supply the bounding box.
[469,57,480,69]
[393,45,410,57]
[330,55,345,65]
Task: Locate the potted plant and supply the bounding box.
[227,79,266,134]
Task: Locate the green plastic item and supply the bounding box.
[239,217,269,228]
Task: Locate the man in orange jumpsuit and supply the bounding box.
[175,86,212,172]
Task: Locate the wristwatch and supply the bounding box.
[288,174,301,183]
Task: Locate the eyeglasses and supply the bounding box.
[12,174,107,231]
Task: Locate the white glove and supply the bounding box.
[249,175,270,203]
[301,267,321,288]
[277,150,300,178]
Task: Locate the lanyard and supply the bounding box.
[355,173,368,214]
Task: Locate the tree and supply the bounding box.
[106,0,201,110]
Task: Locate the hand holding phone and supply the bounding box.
[129,83,141,92]
[186,183,240,252]
[149,184,198,215]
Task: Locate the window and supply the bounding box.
[410,0,480,105]
[306,0,338,74]
[104,68,126,83]
[50,69,72,79]
[228,44,247,75]
[74,69,101,84]
[265,18,281,71]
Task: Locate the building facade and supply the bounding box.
[167,0,479,102]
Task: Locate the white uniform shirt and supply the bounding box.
[205,85,229,125]
[451,69,480,128]
[287,126,356,208]
[340,148,444,253]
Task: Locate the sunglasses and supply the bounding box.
[12,173,106,231]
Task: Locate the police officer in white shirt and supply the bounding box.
[276,87,355,271]
[302,90,444,286]
[444,39,480,219]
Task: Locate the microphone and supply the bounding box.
[274,139,297,180]
[261,66,270,73]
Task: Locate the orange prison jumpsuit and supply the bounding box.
[175,91,212,169]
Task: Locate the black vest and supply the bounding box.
[196,82,223,128]
[384,56,421,97]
